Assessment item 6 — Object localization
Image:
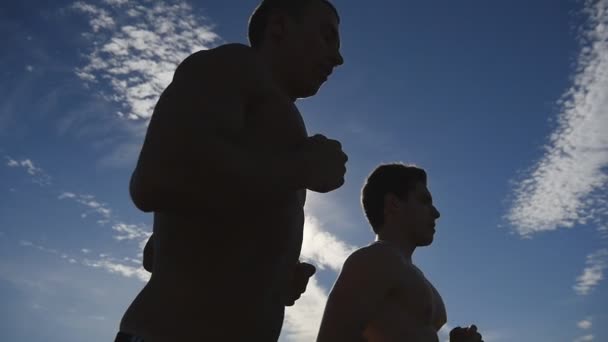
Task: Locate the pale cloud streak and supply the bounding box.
[58,192,112,223]
[577,318,592,330]
[5,156,52,186]
[82,257,150,282]
[574,248,608,295]
[506,0,608,237]
[112,222,152,242]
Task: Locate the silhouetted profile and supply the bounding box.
[116,0,345,341]
[316,164,483,342]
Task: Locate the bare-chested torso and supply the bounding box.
[119,45,309,341]
[362,242,447,342]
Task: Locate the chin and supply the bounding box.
[297,86,321,99]
[417,237,434,247]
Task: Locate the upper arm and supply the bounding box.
[317,248,400,341]
[129,45,263,212]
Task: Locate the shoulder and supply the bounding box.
[341,244,405,279]
[174,44,265,82]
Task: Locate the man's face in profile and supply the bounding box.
[398,183,440,247]
[282,1,344,98]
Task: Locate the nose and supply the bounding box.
[332,50,344,67]
[433,205,440,219]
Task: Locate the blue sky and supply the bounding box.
[1,0,607,341]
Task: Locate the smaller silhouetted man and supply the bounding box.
[317,163,483,342]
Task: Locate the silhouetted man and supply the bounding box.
[116,0,346,341]
[317,164,483,342]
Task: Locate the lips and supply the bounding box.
[319,66,332,80]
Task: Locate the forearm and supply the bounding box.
[131,137,305,213]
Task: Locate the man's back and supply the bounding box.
[119,44,309,341]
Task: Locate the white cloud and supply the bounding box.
[300,215,356,271]
[578,318,593,330]
[5,156,52,186]
[574,334,594,342]
[72,2,115,32]
[26,65,34,72]
[74,0,221,120]
[506,0,608,237]
[574,249,608,295]
[83,258,150,282]
[111,222,151,241]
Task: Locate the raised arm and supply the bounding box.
[129,44,304,213]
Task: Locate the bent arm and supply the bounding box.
[130,46,305,213]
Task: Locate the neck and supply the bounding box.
[254,45,297,102]
[375,227,416,263]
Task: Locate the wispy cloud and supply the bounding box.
[20,240,59,255]
[5,156,52,186]
[574,248,608,295]
[506,0,608,237]
[82,257,150,282]
[6,155,152,282]
[577,317,593,330]
[300,215,356,271]
[111,222,151,243]
[58,192,112,224]
[74,0,221,120]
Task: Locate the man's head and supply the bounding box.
[248,0,344,98]
[361,163,440,246]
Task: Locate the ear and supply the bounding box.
[266,10,290,44]
[383,193,401,216]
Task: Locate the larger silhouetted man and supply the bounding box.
[116,1,346,341]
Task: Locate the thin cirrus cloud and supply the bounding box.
[506,0,608,237]
[5,156,52,186]
[4,155,152,283]
[58,192,112,223]
[574,248,608,295]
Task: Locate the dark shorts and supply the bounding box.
[114,332,145,342]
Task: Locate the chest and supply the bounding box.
[391,270,447,330]
[242,93,308,151]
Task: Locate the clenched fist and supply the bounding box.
[299,134,348,193]
[284,261,316,306]
[450,325,483,342]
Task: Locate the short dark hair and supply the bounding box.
[248,0,340,48]
[361,163,427,234]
